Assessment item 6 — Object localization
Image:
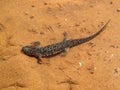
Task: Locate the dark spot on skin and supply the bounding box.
[43,47,49,53]
[71,40,76,45]
[49,47,52,50]
[53,46,57,50]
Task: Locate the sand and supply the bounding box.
[0,0,120,90]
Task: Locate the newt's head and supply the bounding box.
[21,46,39,57]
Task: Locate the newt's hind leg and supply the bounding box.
[63,32,68,42]
[60,48,69,57]
[61,32,69,57]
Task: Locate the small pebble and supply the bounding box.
[44,2,48,5]
[30,16,34,19]
[79,62,82,67]
[87,65,96,74]
[110,54,114,58]
[31,5,35,7]
[110,1,113,5]
[65,18,67,21]
[40,32,44,35]
[117,8,120,12]
[114,68,120,75]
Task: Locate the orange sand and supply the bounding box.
[0,0,120,90]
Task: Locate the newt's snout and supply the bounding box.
[21,46,35,56]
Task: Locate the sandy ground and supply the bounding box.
[0,0,120,90]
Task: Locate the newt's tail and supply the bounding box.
[69,20,110,47]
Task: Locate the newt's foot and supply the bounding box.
[31,41,40,47]
[60,48,69,57]
[63,32,68,41]
[37,59,42,64]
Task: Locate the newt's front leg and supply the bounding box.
[31,41,40,47]
[37,54,42,64]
